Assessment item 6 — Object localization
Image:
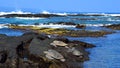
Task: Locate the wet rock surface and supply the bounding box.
[0,14,63,18]
[8,25,113,37]
[0,32,95,68]
[75,24,86,29]
[105,24,120,30]
[64,30,113,37]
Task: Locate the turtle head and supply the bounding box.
[60,58,65,62]
[43,51,48,54]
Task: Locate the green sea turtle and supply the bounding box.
[44,49,65,62]
[68,47,83,56]
[50,40,68,48]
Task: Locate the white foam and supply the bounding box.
[37,24,75,28]
[41,11,51,14]
[7,23,113,28]
[83,13,106,16]
[0,24,8,28]
[107,18,120,21]
[17,24,75,28]
[15,17,45,20]
[0,10,31,16]
[108,14,120,16]
[85,24,112,27]
[41,10,68,16]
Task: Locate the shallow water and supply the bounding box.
[0,28,24,36]
[68,31,120,68]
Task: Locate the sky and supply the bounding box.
[0,0,120,12]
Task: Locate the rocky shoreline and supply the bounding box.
[0,17,117,68]
[104,24,120,30]
[0,14,63,18]
[8,24,113,37]
[0,32,95,68]
[0,13,105,18]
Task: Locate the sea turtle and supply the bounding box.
[44,49,65,62]
[68,47,83,56]
[50,40,68,48]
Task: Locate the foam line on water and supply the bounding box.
[15,17,46,20]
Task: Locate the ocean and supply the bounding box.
[0,11,120,36]
[0,11,120,68]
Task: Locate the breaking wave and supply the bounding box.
[41,11,68,16]
[0,10,31,16]
[15,17,45,20]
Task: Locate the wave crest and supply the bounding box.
[0,10,31,16]
[41,10,68,16]
[15,17,45,20]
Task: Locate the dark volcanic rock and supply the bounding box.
[105,24,120,30]
[70,40,95,48]
[75,24,86,29]
[68,14,105,16]
[55,37,69,43]
[0,33,95,68]
[65,30,113,37]
[0,14,63,18]
[56,22,76,25]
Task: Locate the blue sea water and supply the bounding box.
[0,12,120,36]
[0,11,120,68]
[0,28,23,36]
[0,15,120,25]
[68,31,120,68]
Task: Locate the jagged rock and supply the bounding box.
[70,40,95,48]
[55,37,69,43]
[0,33,95,68]
[0,14,62,18]
[0,50,8,63]
[105,24,120,30]
[75,24,85,29]
[29,38,54,56]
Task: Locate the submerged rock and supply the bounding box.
[105,24,120,30]
[75,24,86,29]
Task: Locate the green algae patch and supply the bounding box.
[65,30,113,37]
[8,25,41,30]
[8,25,113,37]
[36,28,70,35]
[8,25,69,35]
